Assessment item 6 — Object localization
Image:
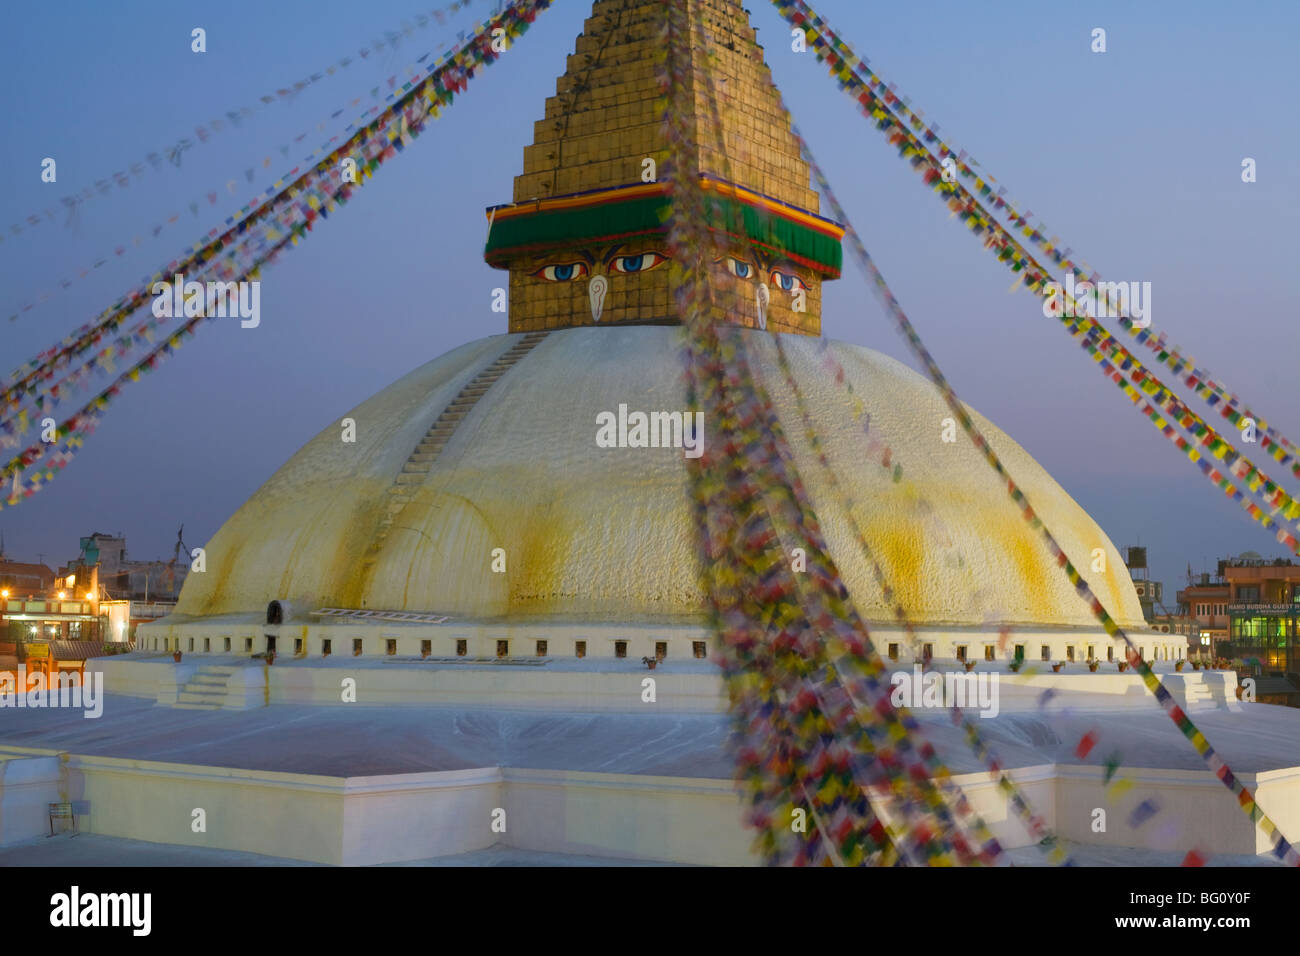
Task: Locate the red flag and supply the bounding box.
[1075,730,1098,759]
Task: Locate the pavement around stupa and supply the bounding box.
[4,691,1300,777]
[0,832,1280,867]
[0,694,735,777]
[0,833,673,867]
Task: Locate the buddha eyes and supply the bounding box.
[610,252,668,274]
[532,256,807,293]
[532,262,590,282]
[770,270,809,294]
[717,256,753,279]
[716,257,808,294]
[533,254,669,280]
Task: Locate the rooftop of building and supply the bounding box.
[1220,553,1298,570]
[0,559,55,576]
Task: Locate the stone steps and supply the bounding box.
[178,690,225,705]
[157,663,266,710]
[174,665,236,709]
[360,333,549,571]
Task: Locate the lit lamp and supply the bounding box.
[0,588,9,599]
[57,590,66,600]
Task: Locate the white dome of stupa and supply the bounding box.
[168,326,1147,635]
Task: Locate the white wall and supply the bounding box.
[3,744,1288,864]
[0,749,63,845]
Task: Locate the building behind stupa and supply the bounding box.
[140,0,1173,666]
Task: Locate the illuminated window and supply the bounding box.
[655,641,667,660]
[456,639,467,657]
[888,643,899,661]
[536,640,548,657]
[576,641,587,658]
[386,639,397,656]
[496,640,509,658]
[956,645,967,661]
[984,645,995,661]
[692,641,706,659]
[352,638,363,656]
[615,641,628,658]
[421,640,431,657]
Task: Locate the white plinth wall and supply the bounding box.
[3,657,1296,865]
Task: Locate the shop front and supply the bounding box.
[1226,603,1297,674]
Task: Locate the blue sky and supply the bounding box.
[1,0,1297,598]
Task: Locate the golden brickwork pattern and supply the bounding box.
[502,0,832,336]
[515,0,819,207]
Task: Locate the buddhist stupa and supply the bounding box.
[143,0,1172,666]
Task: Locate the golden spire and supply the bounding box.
[485,0,842,334]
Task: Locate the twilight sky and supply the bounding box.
[1,0,1297,598]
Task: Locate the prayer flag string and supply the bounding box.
[0,0,553,507]
[771,0,1300,476]
[776,4,1299,862]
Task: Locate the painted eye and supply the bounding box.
[532,262,590,282]
[770,270,809,293]
[610,252,669,274]
[716,257,754,279]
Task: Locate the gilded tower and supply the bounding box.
[484,0,843,335]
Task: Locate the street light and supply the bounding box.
[57,590,66,600]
